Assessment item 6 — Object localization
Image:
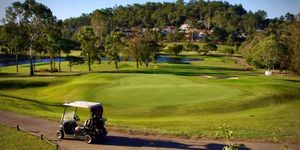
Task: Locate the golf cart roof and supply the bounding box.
[63,101,102,108]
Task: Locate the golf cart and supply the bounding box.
[56,101,107,144]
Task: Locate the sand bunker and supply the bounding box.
[201,75,239,79]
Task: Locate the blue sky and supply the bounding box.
[1,0,300,21]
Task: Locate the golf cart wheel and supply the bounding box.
[84,134,93,144]
[56,130,64,139]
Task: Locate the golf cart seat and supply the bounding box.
[63,120,78,134]
[84,119,92,127]
[75,119,92,133]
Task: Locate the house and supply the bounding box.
[179,23,190,32]
[161,26,176,35]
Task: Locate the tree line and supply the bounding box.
[240,16,300,73]
[62,0,269,45]
[0,0,300,74]
[0,0,161,74]
[0,0,79,74]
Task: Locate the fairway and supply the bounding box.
[0,55,300,141]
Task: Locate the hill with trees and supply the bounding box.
[0,0,300,74]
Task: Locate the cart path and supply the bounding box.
[0,110,299,150]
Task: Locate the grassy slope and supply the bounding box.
[0,124,54,150]
[0,54,299,141]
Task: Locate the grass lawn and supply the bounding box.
[0,53,299,142]
[0,124,54,150]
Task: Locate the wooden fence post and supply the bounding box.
[56,142,59,150]
[16,125,19,131]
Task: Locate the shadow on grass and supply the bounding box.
[97,64,257,77]
[0,71,85,78]
[0,93,62,108]
[34,72,84,77]
[97,135,250,150]
[98,69,228,76]
[195,92,300,115]
[0,80,49,89]
[281,79,300,83]
[0,72,29,77]
[162,65,245,71]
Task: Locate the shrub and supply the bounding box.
[222,48,235,56]
[203,43,218,53]
[66,56,84,72]
[186,43,199,51]
[168,44,184,55]
[196,49,209,55]
[36,68,58,72]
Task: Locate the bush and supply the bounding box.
[222,48,235,56]
[196,49,209,55]
[66,56,84,71]
[203,43,218,53]
[186,43,199,51]
[168,44,184,55]
[36,68,58,72]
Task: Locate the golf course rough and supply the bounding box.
[0,124,54,150]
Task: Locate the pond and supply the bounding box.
[156,56,202,64]
[0,57,65,67]
[0,55,202,67]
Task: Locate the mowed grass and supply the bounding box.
[0,54,300,141]
[0,124,54,150]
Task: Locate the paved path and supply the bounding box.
[0,110,299,150]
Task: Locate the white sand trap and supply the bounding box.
[202,75,215,79]
[227,77,239,79]
[201,75,239,79]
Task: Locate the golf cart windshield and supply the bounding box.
[63,111,75,121]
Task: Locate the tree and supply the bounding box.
[166,29,183,42]
[1,23,28,73]
[286,22,300,73]
[91,9,111,47]
[203,43,218,53]
[74,26,97,71]
[242,11,257,34]
[4,0,56,75]
[169,44,183,55]
[255,10,267,29]
[127,35,144,68]
[65,56,84,72]
[91,10,111,65]
[62,13,91,39]
[141,40,161,67]
[251,35,285,70]
[105,32,124,70]
[240,32,265,63]
[59,38,80,71]
[45,29,60,72]
[210,27,227,43]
